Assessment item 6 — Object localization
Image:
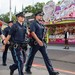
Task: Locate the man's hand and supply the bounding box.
[2,40,6,45]
[37,40,43,46]
[3,35,11,45]
[31,32,44,46]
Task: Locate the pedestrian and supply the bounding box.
[25,11,59,75]
[4,12,27,75]
[2,20,13,66]
[64,27,69,49]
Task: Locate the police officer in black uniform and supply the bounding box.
[4,12,26,75]
[25,11,59,75]
[2,21,13,66]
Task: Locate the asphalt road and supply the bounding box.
[0,44,75,75]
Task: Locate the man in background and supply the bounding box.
[64,27,69,49]
[2,21,13,66]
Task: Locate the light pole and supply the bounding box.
[9,0,12,21]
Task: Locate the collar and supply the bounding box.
[16,21,23,27]
[35,20,40,24]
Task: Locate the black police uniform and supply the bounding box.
[2,26,11,65]
[8,21,26,75]
[25,20,58,75]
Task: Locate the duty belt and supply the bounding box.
[34,39,45,45]
[13,43,27,50]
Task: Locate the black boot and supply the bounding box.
[25,69,32,74]
[2,63,7,66]
[64,47,66,49]
[50,71,59,75]
[9,66,14,75]
[66,47,69,49]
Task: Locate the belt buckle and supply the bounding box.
[34,41,37,45]
[14,44,18,48]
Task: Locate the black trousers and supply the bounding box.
[26,43,54,74]
[10,47,26,75]
[2,44,10,64]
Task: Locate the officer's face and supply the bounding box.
[9,23,13,27]
[36,15,43,21]
[17,16,25,22]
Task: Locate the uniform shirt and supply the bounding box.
[30,20,44,40]
[0,28,2,35]
[3,26,11,37]
[8,22,26,43]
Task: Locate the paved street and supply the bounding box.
[0,44,75,75]
[0,55,71,75]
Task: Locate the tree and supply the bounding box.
[24,2,45,14]
[24,5,33,13]
[33,2,45,13]
[12,15,16,22]
[0,12,16,23]
[0,13,9,23]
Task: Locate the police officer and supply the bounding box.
[2,21,13,66]
[25,11,59,75]
[4,12,26,75]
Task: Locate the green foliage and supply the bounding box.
[0,13,9,23]
[24,2,45,14]
[24,5,33,13]
[0,12,16,23]
[12,15,16,22]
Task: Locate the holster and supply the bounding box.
[9,42,14,50]
[9,41,27,51]
[20,43,27,51]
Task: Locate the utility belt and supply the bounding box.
[29,38,46,46]
[9,42,27,51]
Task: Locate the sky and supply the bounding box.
[0,0,60,15]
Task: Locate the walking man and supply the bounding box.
[25,11,59,75]
[2,21,13,66]
[4,12,26,75]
